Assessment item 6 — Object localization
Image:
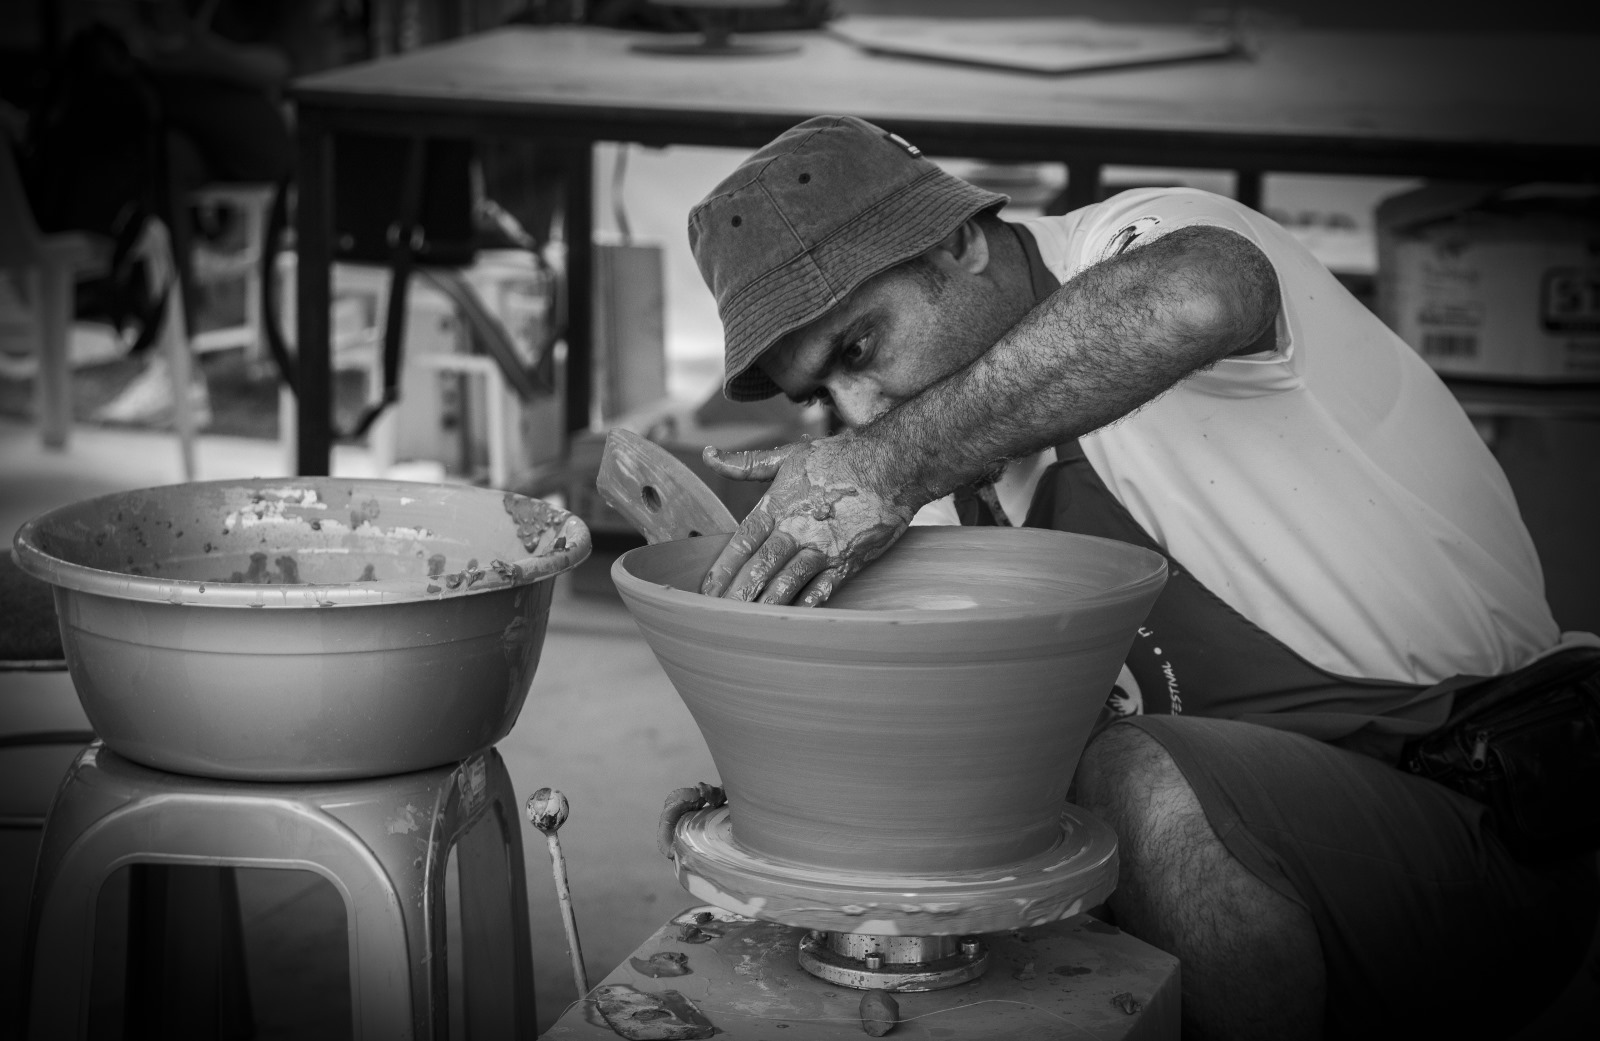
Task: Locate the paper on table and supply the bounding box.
[829,16,1241,76]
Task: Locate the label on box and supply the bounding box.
[1542,268,1600,333]
[1389,238,1600,380]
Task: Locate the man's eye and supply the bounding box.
[840,341,867,368]
[804,387,832,407]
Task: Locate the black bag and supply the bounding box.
[1402,646,1600,862]
[22,24,169,352]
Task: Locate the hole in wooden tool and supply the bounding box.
[689,530,702,538]
[642,486,663,512]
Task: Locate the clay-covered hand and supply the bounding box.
[699,434,915,606]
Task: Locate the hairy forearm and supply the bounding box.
[855,225,1280,511]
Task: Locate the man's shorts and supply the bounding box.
[1120,715,1599,1038]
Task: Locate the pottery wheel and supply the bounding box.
[672,804,1118,937]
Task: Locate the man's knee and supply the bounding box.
[1076,721,1188,825]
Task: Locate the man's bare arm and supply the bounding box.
[702,225,1280,604]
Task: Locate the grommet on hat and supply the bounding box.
[689,115,1008,401]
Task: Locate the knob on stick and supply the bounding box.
[528,788,589,998]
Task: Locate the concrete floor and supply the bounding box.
[0,415,718,1036]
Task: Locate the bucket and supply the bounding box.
[12,478,589,780]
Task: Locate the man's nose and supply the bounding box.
[829,381,892,428]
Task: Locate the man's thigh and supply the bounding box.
[1111,715,1598,1038]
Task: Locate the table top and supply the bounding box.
[292,23,1599,180]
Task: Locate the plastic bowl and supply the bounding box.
[613,527,1167,875]
[12,478,590,780]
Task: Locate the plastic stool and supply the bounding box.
[23,743,535,1039]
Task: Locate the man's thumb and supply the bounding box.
[702,445,788,482]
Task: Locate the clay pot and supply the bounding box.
[613,527,1166,875]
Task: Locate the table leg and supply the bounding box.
[295,113,334,477]
[1049,158,1103,215]
[562,142,594,436]
[1235,170,1264,212]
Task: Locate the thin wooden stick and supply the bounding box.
[528,789,589,997]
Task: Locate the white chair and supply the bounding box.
[188,182,277,370]
[274,253,527,489]
[0,138,198,479]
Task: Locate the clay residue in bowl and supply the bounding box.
[215,552,383,585]
[13,478,591,608]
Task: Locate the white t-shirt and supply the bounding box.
[917,188,1557,685]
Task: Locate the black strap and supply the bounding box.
[270,140,559,443]
[342,136,427,441]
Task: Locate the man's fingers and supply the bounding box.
[701,511,775,597]
[797,568,846,608]
[758,548,830,606]
[703,445,790,482]
[726,531,802,602]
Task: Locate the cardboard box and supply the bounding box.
[1376,184,1600,381]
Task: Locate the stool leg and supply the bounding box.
[27,750,532,1041]
[457,759,537,1037]
[341,750,536,1039]
[27,769,419,1040]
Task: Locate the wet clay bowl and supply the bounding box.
[613,527,1166,876]
[12,478,589,781]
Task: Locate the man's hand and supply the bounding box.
[699,434,915,606]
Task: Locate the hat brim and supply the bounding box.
[721,172,1007,402]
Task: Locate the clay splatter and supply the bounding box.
[427,554,447,577]
[629,951,692,978]
[592,985,715,1040]
[502,493,570,555]
[357,564,378,582]
[1052,964,1092,977]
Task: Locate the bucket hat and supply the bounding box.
[689,115,1007,401]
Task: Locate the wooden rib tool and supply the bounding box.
[596,428,737,545]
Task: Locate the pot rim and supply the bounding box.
[12,477,591,609]
[612,528,1168,625]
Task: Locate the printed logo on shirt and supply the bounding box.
[1107,664,1145,717]
[1121,625,1184,716]
[1096,216,1163,264]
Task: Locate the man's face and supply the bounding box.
[757,243,1023,429]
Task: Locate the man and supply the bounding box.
[685,115,1597,1039]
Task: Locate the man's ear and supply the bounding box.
[932,219,990,275]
